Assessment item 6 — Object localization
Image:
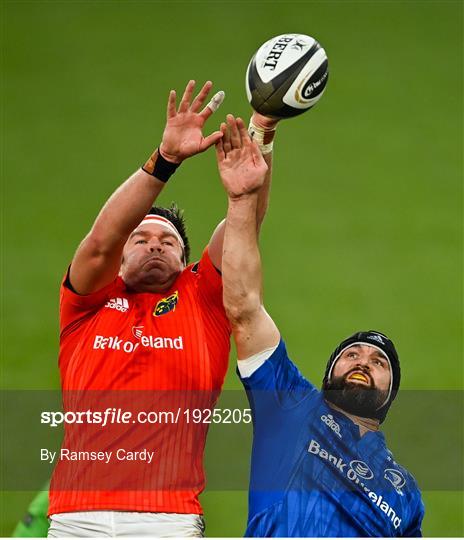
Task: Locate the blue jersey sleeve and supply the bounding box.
[239,339,318,399]
[238,339,322,520]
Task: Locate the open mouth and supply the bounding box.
[347,372,370,384]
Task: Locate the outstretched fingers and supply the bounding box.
[200,130,223,153]
[251,139,266,166]
[222,120,232,155]
[227,114,241,149]
[215,126,226,162]
[190,81,213,113]
[167,90,177,119]
[236,117,251,147]
[178,80,196,113]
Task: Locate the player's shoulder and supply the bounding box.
[266,339,310,380]
[239,338,288,382]
[181,247,223,297]
[181,246,217,277]
[184,260,200,277]
[249,338,302,374]
[241,338,320,397]
[177,260,201,289]
[172,259,215,300]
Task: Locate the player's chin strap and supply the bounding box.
[248,118,276,155]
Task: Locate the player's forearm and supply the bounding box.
[222,194,262,323]
[86,167,165,254]
[70,166,166,294]
[256,152,272,230]
[249,111,278,230]
[209,151,271,271]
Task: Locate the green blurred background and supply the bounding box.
[2,0,462,536]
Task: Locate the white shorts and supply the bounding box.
[47,511,205,537]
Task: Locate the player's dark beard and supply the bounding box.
[323,370,388,418]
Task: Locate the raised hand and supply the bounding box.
[216,115,268,199]
[160,80,224,163]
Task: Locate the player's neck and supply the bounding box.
[328,402,380,437]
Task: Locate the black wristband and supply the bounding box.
[142,148,180,183]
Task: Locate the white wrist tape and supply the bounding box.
[248,119,276,155]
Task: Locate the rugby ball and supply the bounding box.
[245,33,329,118]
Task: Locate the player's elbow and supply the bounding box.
[82,232,106,257]
[224,291,261,327]
[82,229,123,259]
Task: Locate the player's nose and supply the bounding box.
[148,239,163,253]
[356,354,370,368]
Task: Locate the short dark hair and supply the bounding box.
[147,204,190,263]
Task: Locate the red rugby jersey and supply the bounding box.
[49,247,231,516]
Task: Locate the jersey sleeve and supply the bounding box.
[238,340,321,519]
[239,338,320,415]
[59,268,122,335]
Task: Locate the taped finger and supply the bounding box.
[200,91,225,119]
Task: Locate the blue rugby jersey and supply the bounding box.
[239,339,424,537]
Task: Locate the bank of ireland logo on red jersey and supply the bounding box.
[154,291,178,317]
[105,297,129,312]
[132,326,144,339]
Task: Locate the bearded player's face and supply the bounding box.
[121,223,184,292]
[325,345,392,418]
